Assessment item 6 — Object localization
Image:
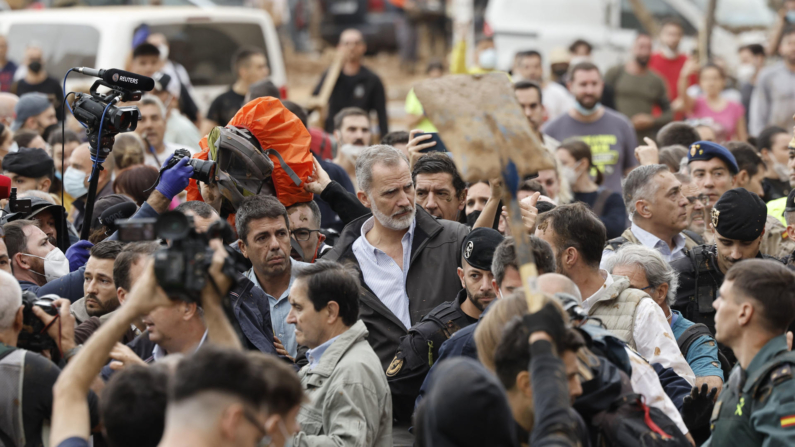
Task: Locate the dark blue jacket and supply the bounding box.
[37,266,85,301]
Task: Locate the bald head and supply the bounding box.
[538,273,582,302]
[0,93,19,127]
[0,269,22,330]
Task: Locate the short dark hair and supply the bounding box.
[171,345,270,407]
[175,201,219,220]
[740,43,765,57]
[519,178,547,196]
[282,100,308,128]
[232,46,266,75]
[513,80,543,103]
[515,50,541,61]
[727,142,765,178]
[656,122,701,148]
[381,131,410,147]
[492,237,555,287]
[568,61,601,82]
[47,129,80,147]
[725,259,795,333]
[113,241,160,292]
[569,39,592,54]
[494,317,584,389]
[333,107,369,131]
[132,43,160,59]
[235,195,289,244]
[112,165,159,206]
[13,130,43,149]
[658,145,688,173]
[286,201,322,229]
[412,153,466,198]
[101,364,168,447]
[247,79,280,101]
[294,260,360,327]
[536,202,606,268]
[246,352,304,415]
[4,219,39,263]
[90,240,125,261]
[756,126,788,153]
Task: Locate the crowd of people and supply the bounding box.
[3,9,795,447]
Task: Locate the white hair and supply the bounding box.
[0,270,23,330]
[602,244,679,306]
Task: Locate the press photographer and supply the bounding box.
[0,271,100,447]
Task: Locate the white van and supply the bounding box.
[485,0,773,73]
[0,6,285,113]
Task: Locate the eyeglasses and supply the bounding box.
[639,285,653,291]
[685,194,710,206]
[242,407,271,446]
[292,228,320,241]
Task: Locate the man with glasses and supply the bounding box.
[602,164,700,267]
[287,201,329,263]
[677,172,710,242]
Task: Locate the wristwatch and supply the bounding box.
[64,344,83,362]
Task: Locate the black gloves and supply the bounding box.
[681,383,718,431]
[522,301,566,349]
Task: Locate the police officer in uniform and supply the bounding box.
[784,189,795,270]
[671,188,782,337]
[386,227,503,423]
[704,259,795,446]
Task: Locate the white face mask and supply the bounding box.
[736,64,756,83]
[22,248,70,283]
[340,144,366,160]
[562,163,579,185]
[479,48,497,70]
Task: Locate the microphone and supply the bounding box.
[0,175,11,200]
[98,202,139,233]
[75,67,155,92]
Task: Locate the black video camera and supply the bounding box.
[163,148,217,185]
[117,211,241,302]
[18,292,59,354]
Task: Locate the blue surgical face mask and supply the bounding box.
[574,101,602,116]
[54,170,62,181]
[63,166,88,198]
[787,10,795,23]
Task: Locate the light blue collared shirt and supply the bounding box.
[305,334,341,370]
[245,258,310,358]
[601,223,687,268]
[352,217,415,329]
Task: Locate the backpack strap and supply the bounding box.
[263,148,303,187]
[683,229,705,246]
[676,323,712,357]
[592,188,613,218]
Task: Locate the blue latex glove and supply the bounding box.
[65,240,94,272]
[156,154,193,200]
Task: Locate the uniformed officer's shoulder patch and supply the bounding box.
[386,356,403,377]
[770,363,794,386]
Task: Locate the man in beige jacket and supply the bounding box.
[287,261,392,446]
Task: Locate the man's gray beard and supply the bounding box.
[370,198,415,231]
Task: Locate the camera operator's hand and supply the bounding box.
[522,301,566,351]
[125,259,174,317]
[33,299,76,356]
[304,156,332,195]
[201,239,243,350]
[156,154,194,200]
[108,342,147,371]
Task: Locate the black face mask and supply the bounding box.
[28,60,43,74]
[466,210,482,227]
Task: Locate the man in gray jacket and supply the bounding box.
[287,260,392,446]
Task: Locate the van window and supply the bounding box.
[620,0,697,36]
[149,23,268,87]
[6,24,99,77]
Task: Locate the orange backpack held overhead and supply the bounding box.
[186,97,314,209]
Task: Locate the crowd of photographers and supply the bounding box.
[4,14,795,447]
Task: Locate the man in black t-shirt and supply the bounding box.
[203,47,269,134]
[313,29,388,137]
[11,45,64,121]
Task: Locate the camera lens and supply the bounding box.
[155,211,192,241]
[189,159,217,184]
